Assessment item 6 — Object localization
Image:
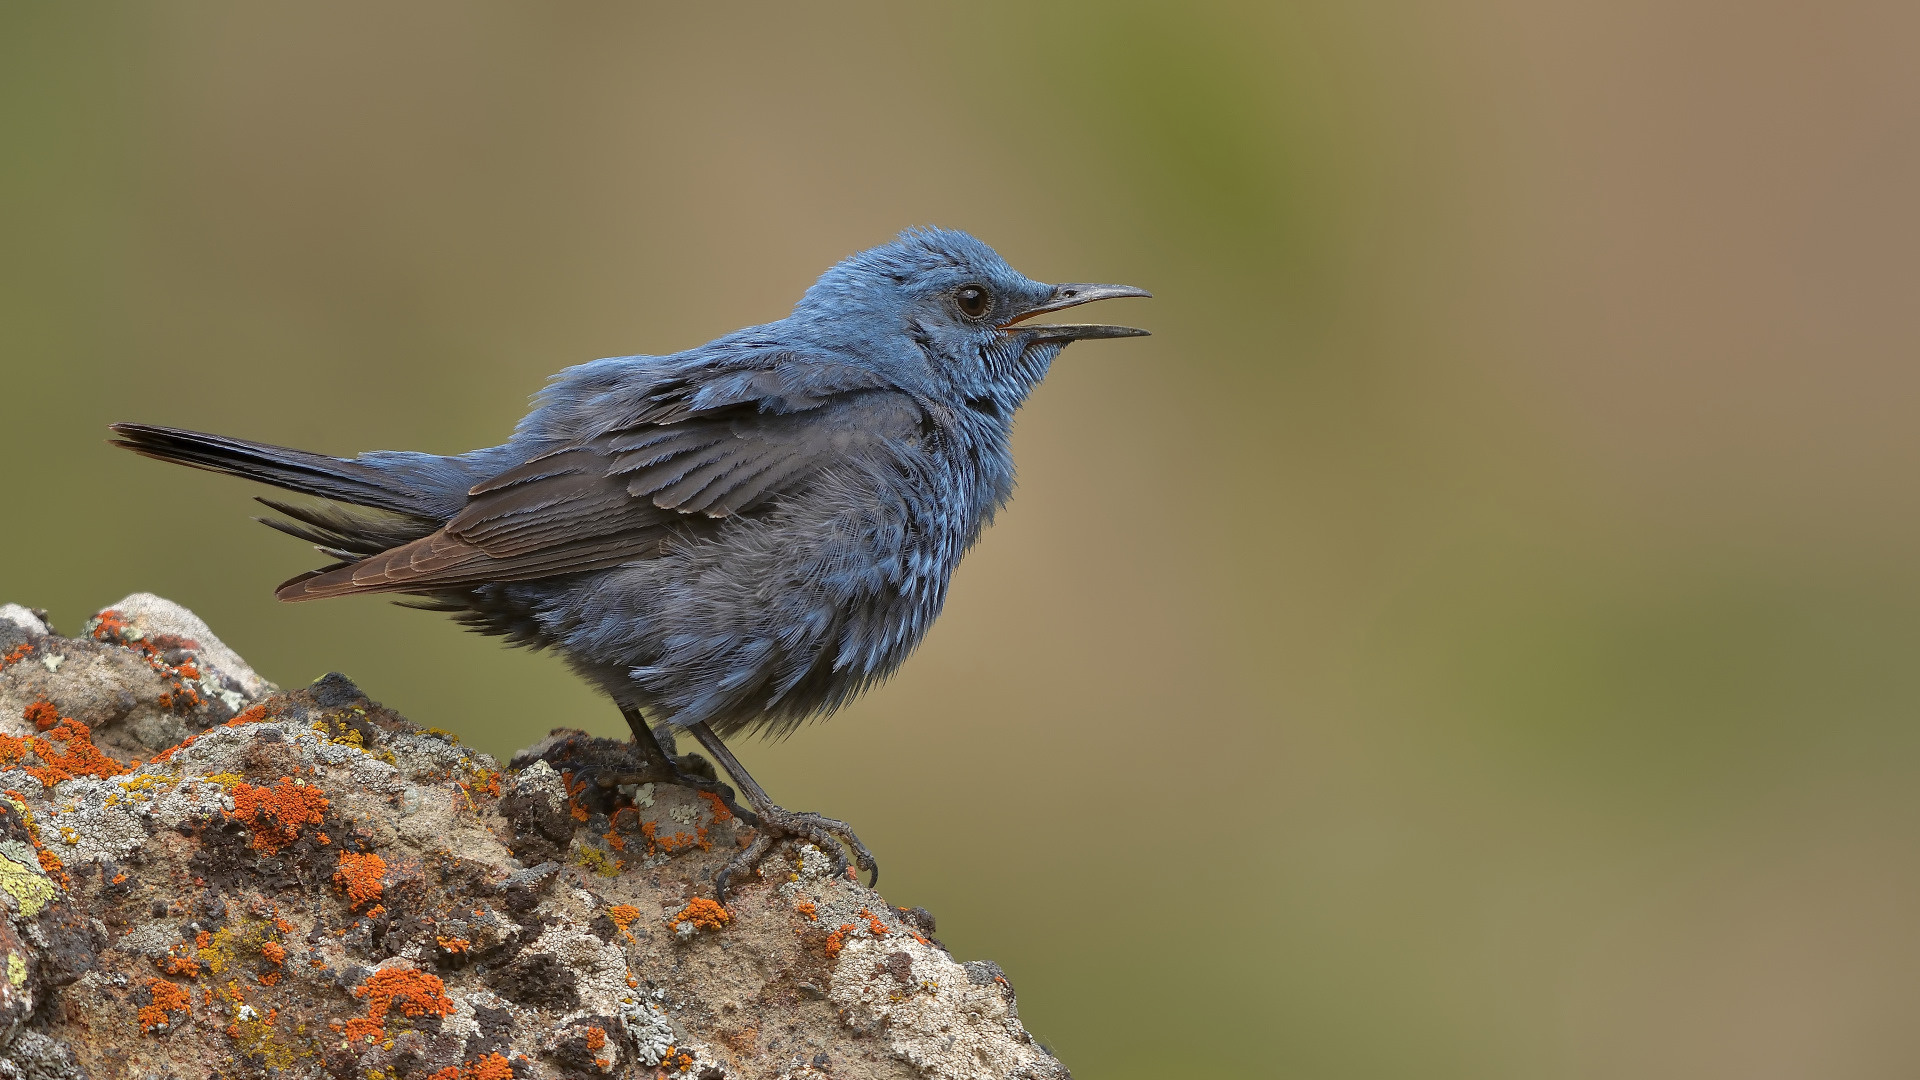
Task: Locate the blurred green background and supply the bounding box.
[5,2,1919,1075]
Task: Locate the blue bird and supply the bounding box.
[111,228,1149,895]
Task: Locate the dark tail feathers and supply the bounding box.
[109,423,428,518]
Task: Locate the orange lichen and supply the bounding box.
[697,790,734,822]
[91,610,205,711]
[0,643,32,668]
[795,900,817,921]
[227,777,329,853]
[139,977,191,1033]
[562,771,592,822]
[586,1025,607,1051]
[23,701,59,731]
[365,904,387,919]
[463,769,502,798]
[150,733,196,764]
[428,1052,516,1080]
[34,847,64,887]
[158,951,200,978]
[669,897,730,932]
[2,789,67,888]
[224,703,270,727]
[436,936,471,953]
[640,819,711,856]
[332,850,385,910]
[469,1055,516,1080]
[0,705,131,788]
[257,971,280,987]
[195,930,212,949]
[344,967,455,1041]
[824,924,855,958]
[608,903,642,943]
[663,1048,694,1072]
[858,908,889,937]
[260,940,286,966]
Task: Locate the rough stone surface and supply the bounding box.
[0,594,274,764]
[0,599,1069,1080]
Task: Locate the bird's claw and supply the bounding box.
[714,806,878,904]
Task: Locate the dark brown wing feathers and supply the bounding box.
[276,393,923,603]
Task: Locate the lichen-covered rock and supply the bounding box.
[0,594,274,764]
[0,600,1069,1079]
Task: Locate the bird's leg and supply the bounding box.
[649,721,720,784]
[684,720,878,901]
[584,706,753,822]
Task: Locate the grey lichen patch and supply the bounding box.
[0,1030,88,1079]
[620,996,678,1066]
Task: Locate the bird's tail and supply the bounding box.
[109,423,428,517]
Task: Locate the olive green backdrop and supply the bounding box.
[5,3,1919,1076]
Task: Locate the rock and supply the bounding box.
[0,598,1070,1079]
[88,593,273,703]
[0,608,49,644]
[0,596,275,764]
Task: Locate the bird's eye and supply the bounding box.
[954,284,991,320]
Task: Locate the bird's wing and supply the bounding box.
[276,388,926,600]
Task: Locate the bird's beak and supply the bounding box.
[1002,283,1152,341]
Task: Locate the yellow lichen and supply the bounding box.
[118,773,172,793]
[310,719,365,748]
[0,855,56,917]
[571,843,620,878]
[197,925,236,976]
[227,1004,294,1068]
[7,953,24,986]
[195,918,282,977]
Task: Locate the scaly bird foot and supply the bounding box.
[715,806,877,903]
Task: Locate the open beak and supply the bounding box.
[1002,283,1152,341]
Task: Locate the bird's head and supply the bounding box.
[791,228,1149,412]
